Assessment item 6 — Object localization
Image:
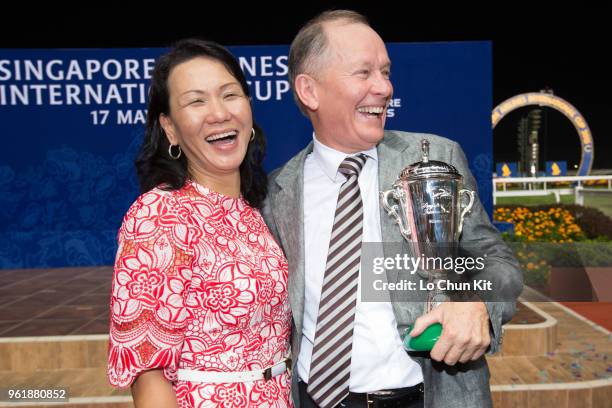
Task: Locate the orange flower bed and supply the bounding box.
[494,207,585,243]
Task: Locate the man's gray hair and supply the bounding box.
[288,10,369,114]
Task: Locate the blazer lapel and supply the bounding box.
[271,143,313,337]
[377,132,425,321]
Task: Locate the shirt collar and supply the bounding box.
[312,133,378,182]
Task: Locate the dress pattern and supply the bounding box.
[108,181,292,407]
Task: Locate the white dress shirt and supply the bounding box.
[299,136,424,392]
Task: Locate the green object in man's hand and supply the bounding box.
[403,323,442,351]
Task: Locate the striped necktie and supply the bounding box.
[307,154,367,408]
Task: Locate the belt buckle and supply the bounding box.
[366,390,397,408]
[366,392,375,408]
[263,358,292,382]
[263,367,272,381]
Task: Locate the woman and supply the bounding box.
[107,39,292,408]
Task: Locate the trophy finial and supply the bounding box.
[421,139,430,163]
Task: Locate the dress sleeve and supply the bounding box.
[107,190,193,387]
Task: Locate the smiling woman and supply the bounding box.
[159,56,254,198]
[134,39,268,207]
[107,39,292,408]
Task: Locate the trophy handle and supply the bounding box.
[380,186,412,240]
[458,189,475,235]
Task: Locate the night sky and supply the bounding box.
[3,3,610,171]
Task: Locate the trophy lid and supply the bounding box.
[398,139,461,180]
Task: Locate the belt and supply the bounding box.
[177,358,291,383]
[345,383,424,408]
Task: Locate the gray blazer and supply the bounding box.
[262,130,523,408]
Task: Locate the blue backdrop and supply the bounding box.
[0,42,492,268]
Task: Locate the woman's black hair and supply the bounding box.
[135,38,267,208]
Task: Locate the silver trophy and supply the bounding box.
[380,139,475,313]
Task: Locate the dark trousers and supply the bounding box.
[298,381,424,408]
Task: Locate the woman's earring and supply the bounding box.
[168,144,182,160]
[250,128,255,142]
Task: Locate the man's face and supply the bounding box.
[312,22,393,153]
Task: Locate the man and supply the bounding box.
[262,10,523,408]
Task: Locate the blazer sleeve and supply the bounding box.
[449,141,524,354]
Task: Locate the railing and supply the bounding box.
[574,186,612,206]
[492,175,612,205]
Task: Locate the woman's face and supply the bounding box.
[160,57,253,180]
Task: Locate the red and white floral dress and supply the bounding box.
[107,181,292,408]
